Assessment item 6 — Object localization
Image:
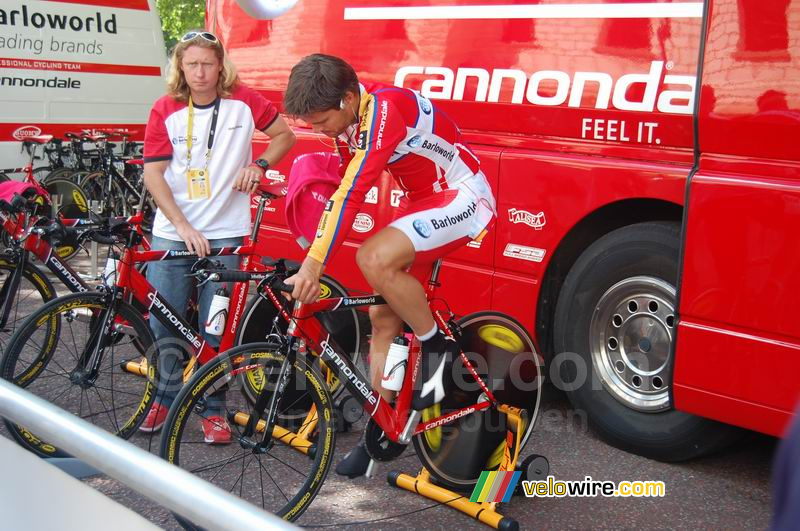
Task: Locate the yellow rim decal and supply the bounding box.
[422,403,442,451]
[478,324,525,353]
[56,246,75,258]
[319,283,332,299]
[72,190,88,212]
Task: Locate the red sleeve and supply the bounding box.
[237,85,279,131]
[308,94,406,265]
[143,99,173,162]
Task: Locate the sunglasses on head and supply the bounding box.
[180,31,218,43]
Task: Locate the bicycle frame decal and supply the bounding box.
[121,243,263,364]
[146,290,205,350]
[319,336,378,407]
[44,249,88,293]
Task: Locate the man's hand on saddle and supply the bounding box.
[284,256,324,304]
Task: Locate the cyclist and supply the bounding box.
[283,54,496,476]
[140,30,296,443]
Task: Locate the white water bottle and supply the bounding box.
[102,253,120,285]
[205,287,229,336]
[382,336,410,392]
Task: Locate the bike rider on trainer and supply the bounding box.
[283,54,497,477]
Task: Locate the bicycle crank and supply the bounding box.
[364,418,406,461]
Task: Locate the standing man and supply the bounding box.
[140,30,295,443]
[283,54,496,476]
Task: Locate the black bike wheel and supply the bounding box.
[0,291,158,458]
[45,178,91,219]
[81,171,129,217]
[0,258,57,351]
[36,167,72,185]
[413,311,542,492]
[236,274,361,409]
[160,342,335,524]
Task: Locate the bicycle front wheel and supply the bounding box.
[413,311,542,491]
[161,342,335,524]
[0,257,57,350]
[0,291,158,457]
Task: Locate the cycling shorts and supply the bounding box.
[390,172,496,278]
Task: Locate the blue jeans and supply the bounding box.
[147,235,243,411]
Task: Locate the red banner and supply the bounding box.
[0,123,146,142]
[0,57,161,76]
[43,0,150,11]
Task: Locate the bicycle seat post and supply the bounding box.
[249,193,270,242]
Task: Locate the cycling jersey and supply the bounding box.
[143,84,278,241]
[308,82,494,265]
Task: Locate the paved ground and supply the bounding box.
[72,384,776,530]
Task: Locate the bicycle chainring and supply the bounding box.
[364,418,406,462]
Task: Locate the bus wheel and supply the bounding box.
[554,221,741,461]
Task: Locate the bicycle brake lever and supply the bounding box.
[196,272,218,288]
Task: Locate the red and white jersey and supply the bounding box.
[309,82,485,265]
[143,84,278,240]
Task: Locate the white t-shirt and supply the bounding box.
[143,84,278,240]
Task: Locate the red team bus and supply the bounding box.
[209,0,800,461]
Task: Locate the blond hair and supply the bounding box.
[165,31,239,102]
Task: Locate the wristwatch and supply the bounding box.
[252,158,270,173]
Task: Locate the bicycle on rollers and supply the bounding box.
[159,257,546,529]
[0,180,361,458]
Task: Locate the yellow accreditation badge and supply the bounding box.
[187,168,211,200]
[185,95,219,201]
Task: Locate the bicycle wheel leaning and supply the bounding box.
[81,171,130,217]
[413,311,542,492]
[0,291,158,458]
[0,256,57,350]
[160,342,335,525]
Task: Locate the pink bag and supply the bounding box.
[285,152,341,249]
[0,180,48,204]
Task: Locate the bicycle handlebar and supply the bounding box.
[185,268,293,292]
[36,218,133,247]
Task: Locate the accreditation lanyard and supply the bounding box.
[186,96,221,171]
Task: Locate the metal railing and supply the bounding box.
[0,378,294,531]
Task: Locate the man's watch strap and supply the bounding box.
[252,158,270,173]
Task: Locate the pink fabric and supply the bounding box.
[0,181,48,203]
[285,152,341,249]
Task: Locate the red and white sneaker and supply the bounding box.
[202,416,232,445]
[139,402,168,433]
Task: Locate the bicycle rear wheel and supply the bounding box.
[160,342,335,524]
[0,257,57,350]
[81,171,129,217]
[44,178,91,220]
[0,291,158,458]
[413,311,542,492]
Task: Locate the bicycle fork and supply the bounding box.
[239,338,298,453]
[72,290,118,385]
